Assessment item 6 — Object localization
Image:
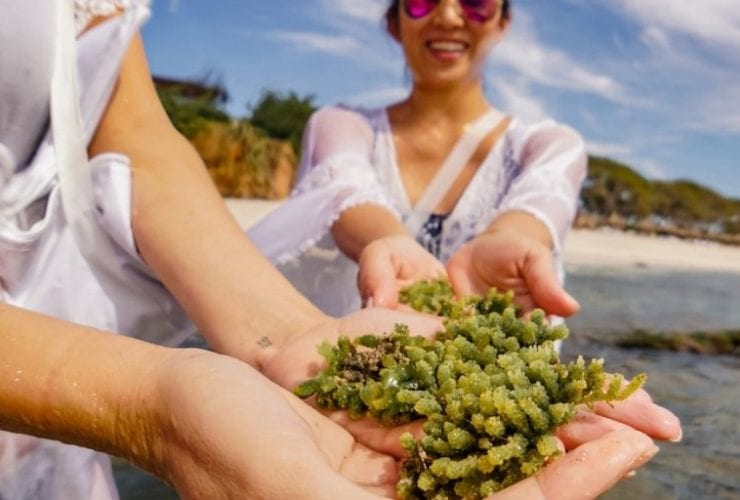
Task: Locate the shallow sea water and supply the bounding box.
[115,266,740,499]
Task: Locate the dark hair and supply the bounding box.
[385,0,511,30]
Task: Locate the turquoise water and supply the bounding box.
[115,266,740,499]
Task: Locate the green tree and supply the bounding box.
[156,79,230,139]
[580,156,653,218]
[248,90,316,157]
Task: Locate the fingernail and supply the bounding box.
[632,445,659,469]
[624,470,637,479]
[365,296,375,308]
[669,427,682,443]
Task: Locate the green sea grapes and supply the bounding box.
[295,280,646,499]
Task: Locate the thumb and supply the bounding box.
[522,248,580,317]
[358,251,400,309]
[446,245,479,296]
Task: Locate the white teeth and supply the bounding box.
[428,41,466,52]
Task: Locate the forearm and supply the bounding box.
[0,304,170,475]
[89,34,326,367]
[485,210,554,248]
[130,128,324,363]
[331,204,409,261]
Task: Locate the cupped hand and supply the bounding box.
[148,349,400,499]
[490,428,658,499]
[491,386,680,499]
[358,235,447,309]
[447,229,579,317]
[258,307,443,456]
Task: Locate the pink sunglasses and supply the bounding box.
[403,0,498,23]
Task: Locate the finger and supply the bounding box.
[324,410,425,457]
[447,255,489,296]
[358,251,400,309]
[447,263,474,296]
[589,389,682,442]
[337,442,398,491]
[522,248,580,317]
[489,429,659,500]
[555,409,634,450]
[445,247,474,296]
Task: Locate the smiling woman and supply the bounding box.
[250,0,586,320]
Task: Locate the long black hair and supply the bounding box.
[385,0,511,30]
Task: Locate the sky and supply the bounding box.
[141,0,740,199]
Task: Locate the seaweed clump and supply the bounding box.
[295,280,645,499]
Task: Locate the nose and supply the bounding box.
[432,0,466,28]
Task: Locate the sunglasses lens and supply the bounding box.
[460,0,496,22]
[404,0,438,19]
[403,0,497,22]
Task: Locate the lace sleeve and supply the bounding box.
[249,106,397,264]
[74,0,150,33]
[497,120,587,251]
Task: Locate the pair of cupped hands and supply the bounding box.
[154,228,680,499]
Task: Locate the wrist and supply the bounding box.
[484,211,554,249]
[139,348,214,484]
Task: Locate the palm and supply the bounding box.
[259,308,442,455]
[448,234,535,307]
[447,231,578,317]
[157,353,397,499]
[358,235,446,308]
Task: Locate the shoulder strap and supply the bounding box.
[405,109,509,237]
[52,0,94,225]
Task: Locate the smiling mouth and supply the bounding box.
[426,40,469,53]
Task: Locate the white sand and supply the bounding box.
[564,228,740,272]
[226,198,740,273]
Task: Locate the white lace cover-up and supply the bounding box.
[249,106,587,316]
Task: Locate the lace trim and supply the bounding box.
[273,158,398,265]
[74,0,150,33]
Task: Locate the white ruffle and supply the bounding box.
[74,0,150,33]
[249,152,397,265]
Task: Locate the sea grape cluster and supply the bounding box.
[295,280,645,499]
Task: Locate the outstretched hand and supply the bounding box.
[357,235,447,309]
[447,228,579,317]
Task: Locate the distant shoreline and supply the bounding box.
[224,198,740,274]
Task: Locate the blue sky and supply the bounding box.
[141,0,740,199]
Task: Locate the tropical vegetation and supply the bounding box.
[155,77,739,243]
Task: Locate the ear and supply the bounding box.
[499,11,511,34]
[387,17,401,42]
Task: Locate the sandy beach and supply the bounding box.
[225,198,740,273]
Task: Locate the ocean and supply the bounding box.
[115,266,740,499]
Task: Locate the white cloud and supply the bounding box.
[611,0,740,52]
[321,0,387,24]
[490,79,550,123]
[265,30,361,56]
[493,11,628,102]
[586,141,632,158]
[696,85,740,134]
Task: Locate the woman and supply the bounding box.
[250,0,585,317]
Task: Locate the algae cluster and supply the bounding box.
[295,280,645,499]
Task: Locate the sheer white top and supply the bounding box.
[250,106,587,315]
[0,0,149,177]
